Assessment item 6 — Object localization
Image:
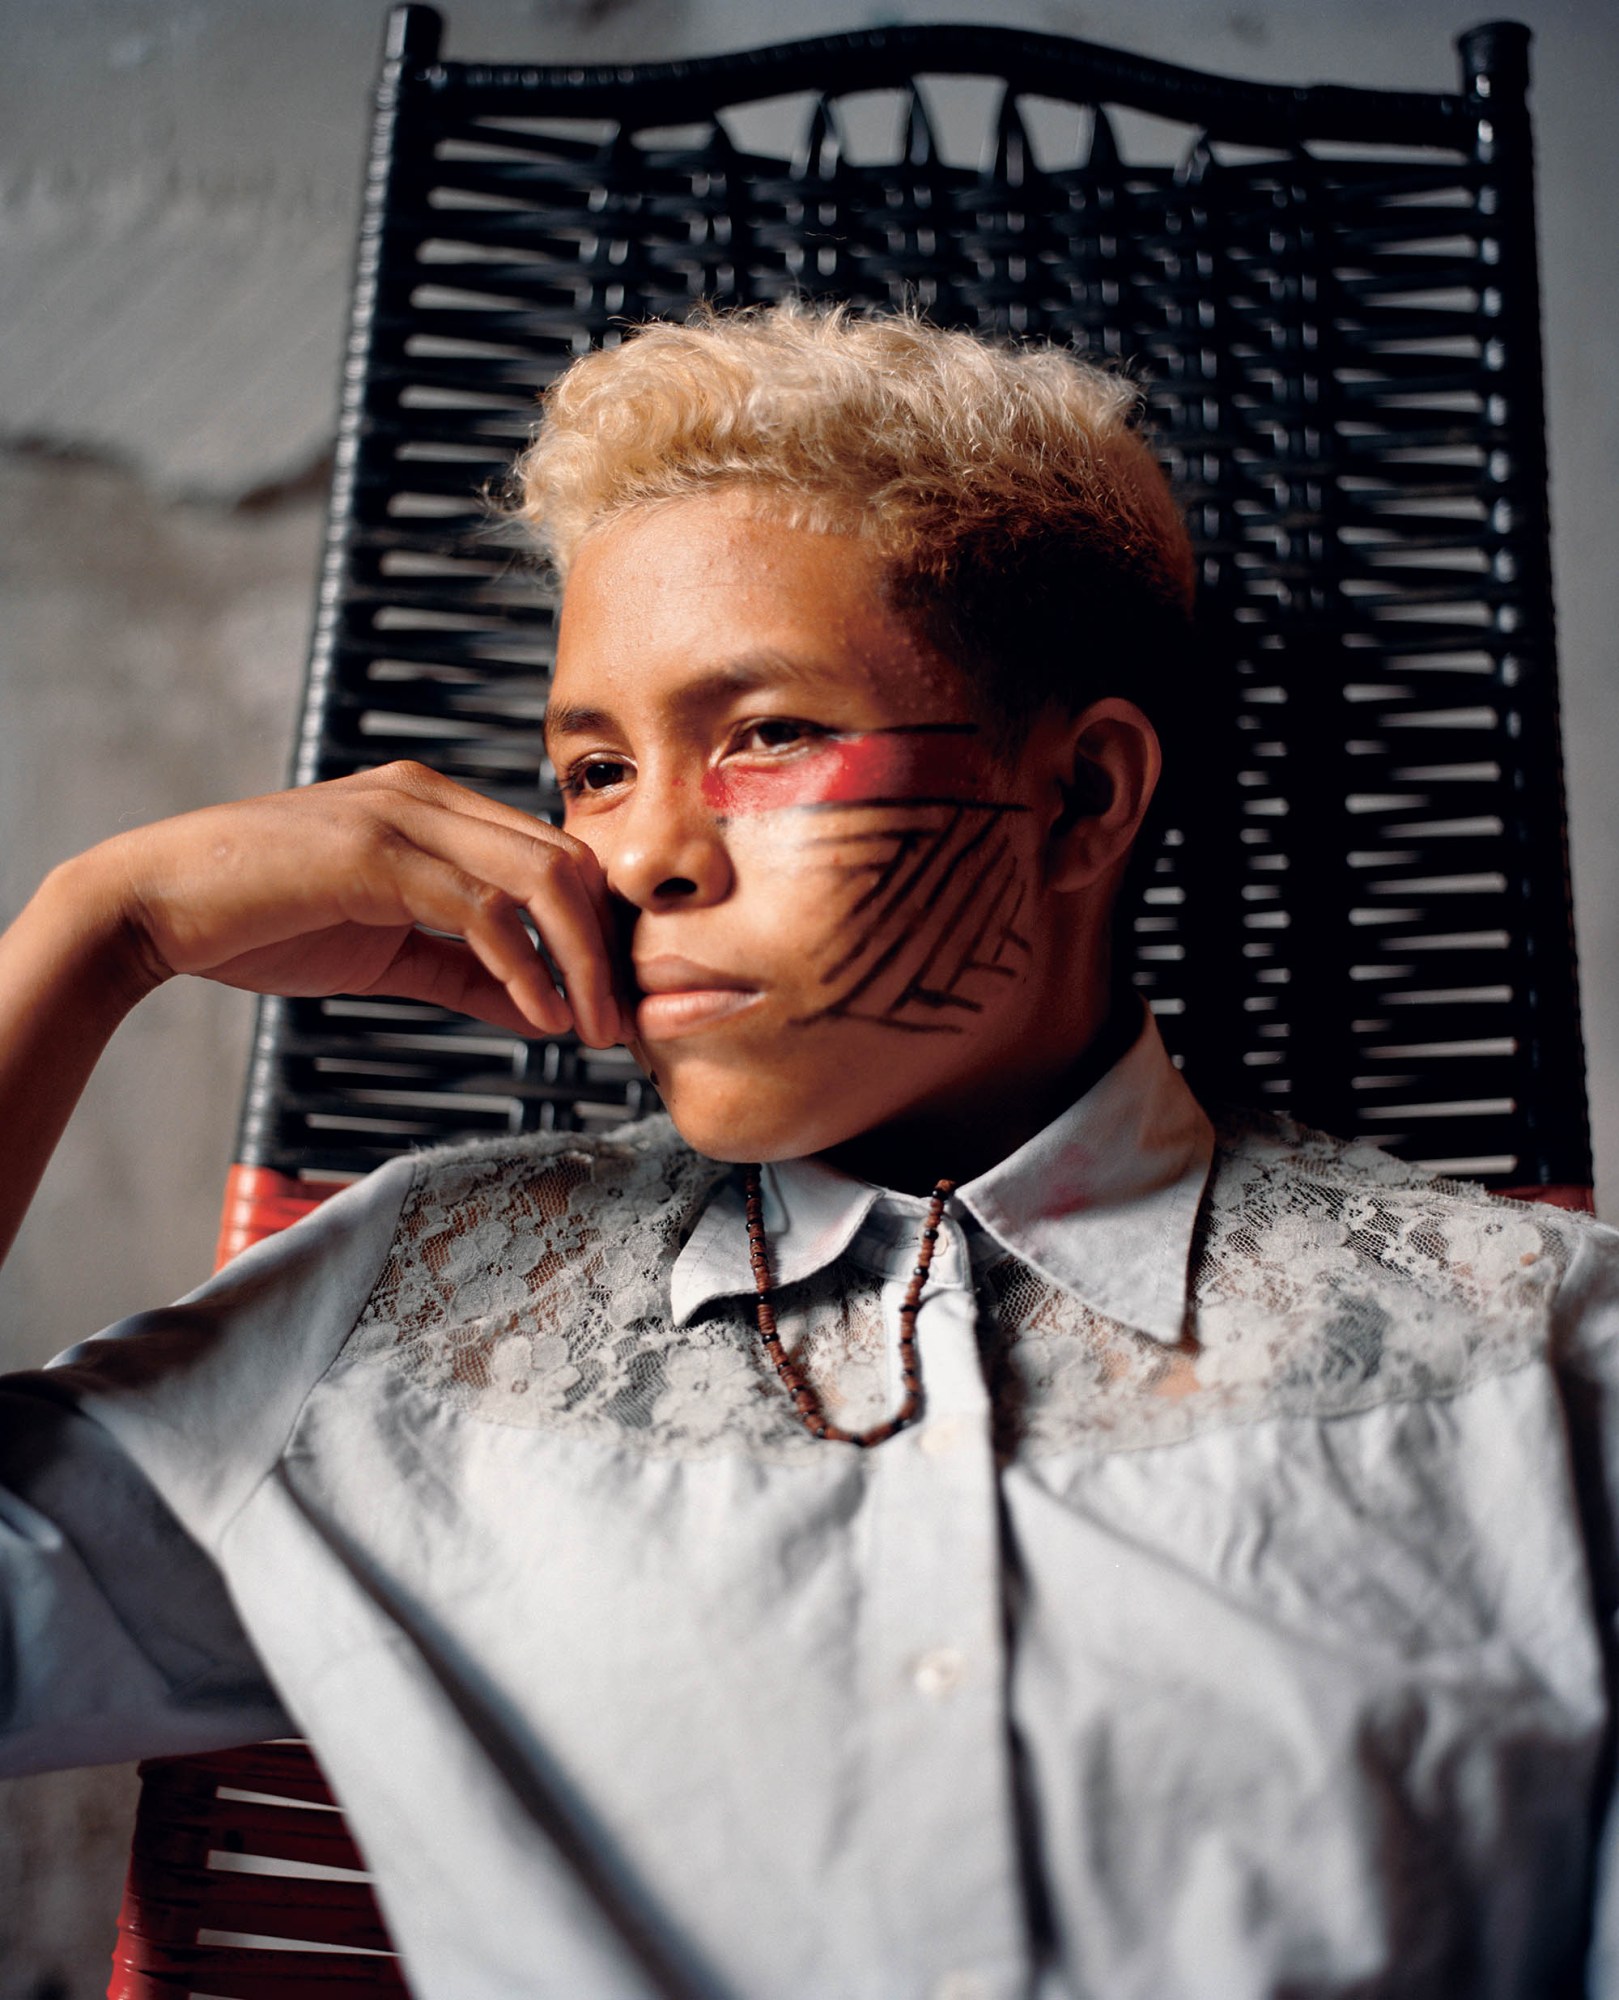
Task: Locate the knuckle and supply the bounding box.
[356,816,409,862]
[522,835,568,878]
[465,878,515,922]
[373,758,439,794]
[530,824,595,878]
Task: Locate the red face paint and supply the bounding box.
[699,728,998,816]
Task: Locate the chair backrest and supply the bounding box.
[224,0,1590,1219]
[114,12,1588,1998]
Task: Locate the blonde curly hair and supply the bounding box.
[513,302,1195,745]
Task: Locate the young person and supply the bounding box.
[2,304,1617,1999]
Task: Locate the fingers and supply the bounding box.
[513,844,624,1050]
[340,777,625,1046]
[364,931,559,1039]
[115,762,631,1045]
[364,834,618,1046]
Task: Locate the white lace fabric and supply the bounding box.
[343,1107,1581,1465]
[980,1111,1570,1460]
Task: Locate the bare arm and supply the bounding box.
[0,761,629,1270]
[0,858,160,1267]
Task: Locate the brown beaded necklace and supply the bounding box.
[743,1163,956,1447]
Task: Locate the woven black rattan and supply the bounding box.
[236,6,1590,1191]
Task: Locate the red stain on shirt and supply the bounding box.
[700,731,995,815]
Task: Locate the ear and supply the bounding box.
[1044,698,1162,894]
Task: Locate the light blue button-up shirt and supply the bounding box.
[5,1013,1619,1998]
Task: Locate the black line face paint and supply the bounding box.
[704,724,1033,1037]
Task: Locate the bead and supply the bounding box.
[744,1163,950,1448]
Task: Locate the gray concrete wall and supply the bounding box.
[1,2,1614,1991]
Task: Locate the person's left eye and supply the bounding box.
[735,718,827,755]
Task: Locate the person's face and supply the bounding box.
[548,491,1091,1166]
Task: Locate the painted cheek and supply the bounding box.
[700,733,995,816]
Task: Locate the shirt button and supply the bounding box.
[934,1973,990,2000]
[921,1416,964,1457]
[912,1647,966,1699]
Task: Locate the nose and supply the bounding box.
[599,774,734,913]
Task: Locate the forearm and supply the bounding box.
[0,853,164,1268]
[0,767,623,1276]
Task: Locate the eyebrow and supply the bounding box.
[542,653,844,752]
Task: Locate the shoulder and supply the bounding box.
[352,1115,730,1345]
[1207,1103,1593,1275]
[400,1113,724,1233]
[333,1117,788,1451]
[1189,1106,1594,1408]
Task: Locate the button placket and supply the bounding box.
[854,1257,1029,1995]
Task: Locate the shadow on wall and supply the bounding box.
[0,1762,141,2000]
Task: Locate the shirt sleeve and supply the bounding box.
[0,1150,417,1776]
[1548,1216,1619,1994]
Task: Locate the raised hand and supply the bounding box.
[0,763,629,1264]
[82,761,627,1047]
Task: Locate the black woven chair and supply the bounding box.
[110,11,1590,1994]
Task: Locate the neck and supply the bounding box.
[818,990,1140,1195]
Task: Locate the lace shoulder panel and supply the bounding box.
[983,1111,1587,1460]
[339,1117,814,1460]
[1196,1108,1581,1386]
[333,1109,1594,1467]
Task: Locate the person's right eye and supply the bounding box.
[558,757,630,798]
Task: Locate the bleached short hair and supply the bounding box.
[514,301,1195,747]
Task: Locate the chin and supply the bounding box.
[651,1046,879,1164]
[659,1094,838,1167]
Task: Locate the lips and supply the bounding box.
[632,956,763,1041]
[633,956,755,995]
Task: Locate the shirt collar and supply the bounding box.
[670,1007,1214,1346]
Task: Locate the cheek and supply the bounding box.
[556,802,602,858]
[734,803,1036,1037]
[709,728,1024,920]
[722,811,847,881]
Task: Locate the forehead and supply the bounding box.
[547,493,961,735]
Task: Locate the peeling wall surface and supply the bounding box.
[2,1,1615,1991]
